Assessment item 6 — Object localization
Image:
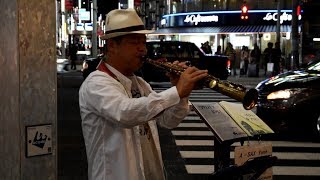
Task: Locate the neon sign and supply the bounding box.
[263,12,301,24]
[184,14,219,25]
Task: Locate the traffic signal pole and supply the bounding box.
[276,0,281,43]
[292,0,299,69]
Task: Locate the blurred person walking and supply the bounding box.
[250,43,261,77]
[215,45,222,55]
[225,42,237,76]
[201,41,212,54]
[270,42,282,76]
[263,42,273,76]
[240,46,249,76]
[69,44,78,70]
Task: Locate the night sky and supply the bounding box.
[97,0,118,19]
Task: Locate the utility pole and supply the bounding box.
[92,0,97,57]
[292,0,299,69]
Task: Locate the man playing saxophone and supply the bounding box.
[79,8,208,180]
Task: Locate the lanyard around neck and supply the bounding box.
[97,61,119,81]
[97,61,133,97]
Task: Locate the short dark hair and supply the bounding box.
[104,36,125,53]
[110,35,125,43]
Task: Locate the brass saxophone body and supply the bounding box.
[144,58,258,110]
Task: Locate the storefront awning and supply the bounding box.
[150,25,297,35]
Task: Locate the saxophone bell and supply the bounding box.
[242,88,258,110]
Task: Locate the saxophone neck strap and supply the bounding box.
[97,61,119,81]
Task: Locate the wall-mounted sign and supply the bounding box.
[79,8,90,21]
[26,124,52,157]
[184,14,219,25]
[263,12,302,24]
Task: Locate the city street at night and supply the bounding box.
[57,70,320,180]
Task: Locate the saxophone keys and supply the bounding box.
[209,80,218,89]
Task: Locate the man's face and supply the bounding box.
[112,34,147,74]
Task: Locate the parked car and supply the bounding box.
[139,40,230,82]
[81,55,104,79]
[81,41,231,81]
[255,58,320,137]
[57,58,69,72]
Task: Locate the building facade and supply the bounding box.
[142,0,302,63]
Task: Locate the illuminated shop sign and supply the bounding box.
[161,9,302,28]
[184,14,219,25]
[263,12,302,24]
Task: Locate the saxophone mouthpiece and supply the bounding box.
[141,56,147,61]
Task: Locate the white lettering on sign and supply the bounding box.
[263,12,301,24]
[184,14,219,25]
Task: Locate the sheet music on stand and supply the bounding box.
[192,101,275,178]
[192,101,274,143]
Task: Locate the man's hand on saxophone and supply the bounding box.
[165,60,189,86]
[167,60,208,98]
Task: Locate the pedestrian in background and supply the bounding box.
[270,41,282,76]
[225,42,237,76]
[69,44,78,70]
[263,42,273,76]
[215,45,222,55]
[78,8,208,180]
[250,43,261,77]
[201,41,212,54]
[240,46,249,75]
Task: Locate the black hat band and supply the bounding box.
[105,25,145,34]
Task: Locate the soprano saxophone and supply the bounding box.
[143,58,258,110]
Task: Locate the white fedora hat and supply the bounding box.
[101,8,154,40]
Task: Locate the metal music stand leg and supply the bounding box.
[214,136,231,172]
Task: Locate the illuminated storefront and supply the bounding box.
[150,9,301,57]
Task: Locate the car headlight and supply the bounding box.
[267,88,306,100]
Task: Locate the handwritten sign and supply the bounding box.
[234,143,273,180]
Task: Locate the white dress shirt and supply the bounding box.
[79,63,190,180]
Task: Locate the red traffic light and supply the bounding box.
[241,4,249,20]
[241,5,248,13]
[65,0,73,11]
[297,5,301,16]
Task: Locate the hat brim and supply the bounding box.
[100,30,154,40]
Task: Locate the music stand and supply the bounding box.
[192,101,274,172]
